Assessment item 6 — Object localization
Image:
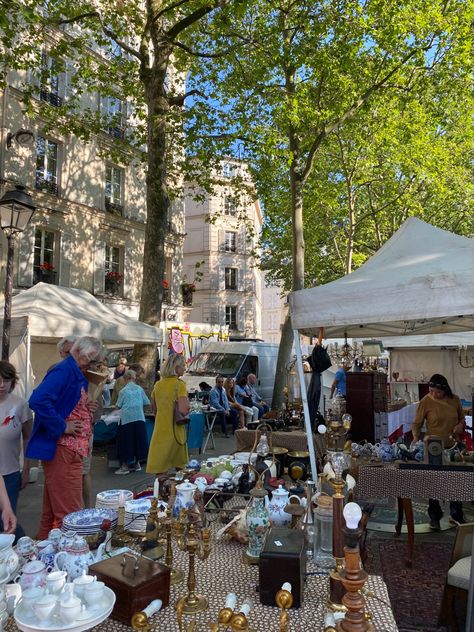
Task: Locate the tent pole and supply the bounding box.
[292,328,318,480]
[25,326,31,398]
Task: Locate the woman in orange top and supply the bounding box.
[411,373,466,530]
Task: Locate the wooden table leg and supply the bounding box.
[395,497,403,536]
[403,498,414,568]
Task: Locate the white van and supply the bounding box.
[182,341,280,401]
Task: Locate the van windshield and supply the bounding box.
[187,353,246,377]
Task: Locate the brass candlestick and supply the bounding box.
[174,521,212,615]
[111,503,134,548]
[163,507,184,585]
[141,497,164,560]
[131,599,163,632]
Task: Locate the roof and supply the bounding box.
[289,218,474,338]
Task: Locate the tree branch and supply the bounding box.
[168,89,206,107]
[166,3,223,40]
[301,44,433,183]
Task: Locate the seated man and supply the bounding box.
[209,376,238,438]
[245,373,269,419]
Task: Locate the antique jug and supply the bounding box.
[173,481,197,517]
[0,534,19,578]
[265,485,291,527]
[54,535,105,580]
[245,486,270,561]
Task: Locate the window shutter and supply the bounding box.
[218,228,225,252]
[218,265,225,290]
[17,224,35,287]
[237,267,244,292]
[237,230,246,255]
[93,240,106,295]
[59,232,72,287]
[63,61,76,102]
[122,249,131,299]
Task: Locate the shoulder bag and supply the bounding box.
[173,380,190,447]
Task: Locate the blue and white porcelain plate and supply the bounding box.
[96,489,133,502]
[63,508,117,528]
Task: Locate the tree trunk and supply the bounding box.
[133,57,170,390]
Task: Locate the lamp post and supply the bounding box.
[0,185,36,360]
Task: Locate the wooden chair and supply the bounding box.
[438,522,473,631]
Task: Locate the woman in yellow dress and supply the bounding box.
[146,354,190,475]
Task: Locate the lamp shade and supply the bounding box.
[0,185,36,235]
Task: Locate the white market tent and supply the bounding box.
[289,217,474,338]
[1,283,162,396]
[287,217,474,484]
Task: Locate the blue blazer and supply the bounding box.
[209,386,230,413]
[26,355,88,461]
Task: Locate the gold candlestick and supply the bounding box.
[175,522,212,615]
[162,507,184,585]
[275,585,293,632]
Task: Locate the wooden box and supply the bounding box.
[259,528,306,608]
[88,553,171,623]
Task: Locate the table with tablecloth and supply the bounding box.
[356,463,474,566]
[5,531,399,632]
[235,428,324,459]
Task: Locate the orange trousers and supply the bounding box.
[37,445,83,540]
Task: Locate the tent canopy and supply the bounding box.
[289,218,474,338]
[5,283,162,344]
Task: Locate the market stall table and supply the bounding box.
[235,428,324,460]
[356,463,474,567]
[5,534,398,632]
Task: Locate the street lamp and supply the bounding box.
[0,185,36,360]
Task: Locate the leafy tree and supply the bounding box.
[0,0,240,379]
[188,0,472,407]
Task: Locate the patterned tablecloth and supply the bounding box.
[5,528,398,632]
[235,429,324,459]
[357,463,474,501]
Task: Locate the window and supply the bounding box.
[40,54,62,107]
[104,244,123,296]
[36,137,59,195]
[225,267,237,290]
[33,228,57,285]
[103,96,124,139]
[224,231,236,252]
[225,305,238,330]
[224,196,237,216]
[105,165,123,214]
[222,162,237,178]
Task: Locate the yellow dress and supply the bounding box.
[146,377,189,473]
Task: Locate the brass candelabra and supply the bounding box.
[174,519,212,616]
[207,594,254,632]
[275,583,293,632]
[161,506,184,585]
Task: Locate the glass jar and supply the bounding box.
[313,494,334,569]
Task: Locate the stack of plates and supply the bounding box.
[124,498,167,534]
[95,489,134,510]
[62,508,118,535]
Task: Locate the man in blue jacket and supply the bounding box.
[209,375,238,438]
[27,336,103,537]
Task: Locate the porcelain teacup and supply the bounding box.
[83,580,105,609]
[73,574,95,599]
[59,595,82,623]
[32,593,57,622]
[46,570,67,595]
[21,586,45,617]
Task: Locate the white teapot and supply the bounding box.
[54,536,105,580]
[265,485,293,527]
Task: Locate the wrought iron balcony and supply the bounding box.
[40,90,63,107]
[35,175,59,196]
[105,199,124,215]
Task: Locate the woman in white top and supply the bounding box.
[0,361,33,539]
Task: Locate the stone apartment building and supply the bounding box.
[0,35,185,321]
[183,160,263,340]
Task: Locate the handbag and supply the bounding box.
[173,380,190,447]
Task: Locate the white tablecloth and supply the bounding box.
[387,402,418,438]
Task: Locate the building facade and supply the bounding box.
[0,38,186,321]
[183,160,263,340]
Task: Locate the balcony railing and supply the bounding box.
[40,90,63,107]
[33,268,57,285]
[104,276,123,297]
[105,199,124,216]
[35,175,59,196]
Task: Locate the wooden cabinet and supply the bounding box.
[346,372,387,443]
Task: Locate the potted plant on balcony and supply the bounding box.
[38,262,56,284]
[105,270,124,296]
[162,279,170,303]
